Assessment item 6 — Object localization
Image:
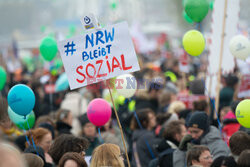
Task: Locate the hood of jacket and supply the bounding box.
[201,126,222,144]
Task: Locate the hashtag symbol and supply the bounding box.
[64,41,76,56]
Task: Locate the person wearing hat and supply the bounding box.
[187,112,230,158]
[79,113,101,156]
[173,112,230,167]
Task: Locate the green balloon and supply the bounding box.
[8,107,35,130]
[184,0,209,23]
[0,66,7,90]
[183,10,194,24]
[209,1,214,10]
[54,59,63,69]
[111,2,117,9]
[40,36,58,61]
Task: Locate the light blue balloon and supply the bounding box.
[55,73,69,92]
[8,107,35,130]
[7,84,35,116]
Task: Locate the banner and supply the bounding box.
[177,94,207,109]
[58,22,140,90]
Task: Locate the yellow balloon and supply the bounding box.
[182,30,205,56]
[236,99,250,128]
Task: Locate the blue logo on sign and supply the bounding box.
[84,16,91,24]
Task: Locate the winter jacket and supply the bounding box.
[222,111,240,144]
[56,121,72,136]
[155,138,179,167]
[173,126,230,167]
[201,126,230,159]
[131,129,161,167]
[85,137,101,156]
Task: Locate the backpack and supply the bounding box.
[148,148,175,167]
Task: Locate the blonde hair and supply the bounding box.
[168,101,186,114]
[90,143,124,167]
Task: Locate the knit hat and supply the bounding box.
[38,123,55,139]
[78,113,90,127]
[187,112,209,132]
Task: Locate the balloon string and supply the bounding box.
[19,124,31,146]
[133,110,156,159]
[98,127,104,144]
[27,120,39,156]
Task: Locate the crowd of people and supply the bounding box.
[0,44,250,167]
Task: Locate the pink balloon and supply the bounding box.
[87,98,112,126]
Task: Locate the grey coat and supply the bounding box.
[173,126,230,167]
[200,126,230,159]
[131,129,161,167]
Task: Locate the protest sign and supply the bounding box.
[58,21,140,90]
[238,74,250,98]
[177,94,207,109]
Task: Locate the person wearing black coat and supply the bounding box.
[153,120,187,167]
[56,109,73,135]
[130,109,161,167]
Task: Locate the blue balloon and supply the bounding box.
[8,107,35,130]
[7,84,35,116]
[55,73,69,92]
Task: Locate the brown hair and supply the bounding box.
[193,100,208,112]
[237,150,250,167]
[26,128,50,147]
[163,120,185,139]
[90,143,124,167]
[48,134,89,165]
[229,131,250,156]
[130,108,154,130]
[23,153,44,167]
[58,152,87,167]
[187,145,210,167]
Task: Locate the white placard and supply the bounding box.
[58,21,140,90]
[206,0,240,97]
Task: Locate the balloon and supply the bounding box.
[8,107,35,130]
[183,10,194,24]
[54,59,63,69]
[115,74,137,98]
[209,1,214,10]
[184,0,209,23]
[7,84,35,116]
[40,36,58,61]
[183,30,205,56]
[229,35,250,60]
[0,66,7,90]
[236,99,250,128]
[55,73,69,92]
[87,98,112,126]
[164,71,177,82]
